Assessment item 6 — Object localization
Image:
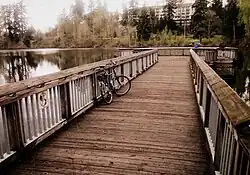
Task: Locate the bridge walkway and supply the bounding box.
[9,56,210,175]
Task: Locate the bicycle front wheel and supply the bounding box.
[100,83,113,104]
[114,75,131,96]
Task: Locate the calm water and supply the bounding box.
[0,48,121,86]
[224,51,250,106]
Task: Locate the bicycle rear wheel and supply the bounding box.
[100,82,113,104]
[114,75,131,96]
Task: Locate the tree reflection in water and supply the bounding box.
[0,48,120,86]
[227,50,250,107]
[2,52,39,83]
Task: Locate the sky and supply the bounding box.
[0,0,193,32]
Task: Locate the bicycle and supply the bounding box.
[96,60,131,104]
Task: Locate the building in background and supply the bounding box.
[131,3,194,26]
[173,3,194,25]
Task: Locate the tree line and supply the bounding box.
[0,0,249,48]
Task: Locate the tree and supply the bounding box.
[128,0,139,26]
[163,0,177,32]
[121,4,129,26]
[191,0,209,40]
[136,7,151,41]
[239,0,250,37]
[206,10,222,37]
[70,0,85,43]
[224,0,245,43]
[209,0,223,35]
[211,0,223,20]
[149,8,158,34]
[0,1,28,47]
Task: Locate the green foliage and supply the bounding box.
[136,7,152,41]
[239,0,250,37]
[211,0,223,19]
[128,0,139,26]
[0,1,28,47]
[163,0,177,32]
[191,0,209,40]
[223,0,245,43]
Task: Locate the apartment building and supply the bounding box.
[136,3,194,25]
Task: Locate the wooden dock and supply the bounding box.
[8,56,210,175]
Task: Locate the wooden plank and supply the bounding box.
[0,50,158,106]
[190,49,250,127]
[7,56,210,175]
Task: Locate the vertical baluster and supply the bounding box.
[227,134,235,175]
[43,102,48,131]
[72,80,76,113]
[82,77,85,107]
[89,76,93,102]
[87,77,90,104]
[46,89,52,129]
[223,128,232,175]
[75,80,79,111]
[79,78,83,108]
[0,107,5,159]
[220,124,229,173]
[31,94,39,137]
[78,79,82,109]
[36,94,44,134]
[2,107,10,154]
[69,81,73,114]
[50,87,56,125]
[55,86,60,121]
[26,97,34,141]
[83,77,88,106]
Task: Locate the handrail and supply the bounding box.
[0,49,159,170]
[0,50,157,103]
[190,49,250,174]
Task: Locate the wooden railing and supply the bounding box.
[0,49,158,168]
[125,47,237,62]
[190,49,250,175]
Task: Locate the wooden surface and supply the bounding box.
[190,49,250,126]
[8,56,210,175]
[0,50,157,106]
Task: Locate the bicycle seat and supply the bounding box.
[99,65,106,68]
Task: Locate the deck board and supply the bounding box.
[9,56,210,175]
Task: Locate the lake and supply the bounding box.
[0,48,121,86]
[224,50,250,106]
[0,48,249,106]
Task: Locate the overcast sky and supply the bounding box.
[0,0,194,31]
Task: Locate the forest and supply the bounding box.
[0,0,249,48]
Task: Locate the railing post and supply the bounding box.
[199,76,204,106]
[60,84,71,119]
[204,89,211,127]
[129,61,133,78]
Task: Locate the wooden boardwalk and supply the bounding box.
[9,56,210,175]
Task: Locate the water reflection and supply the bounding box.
[225,51,250,107]
[0,49,120,86]
[242,77,250,106]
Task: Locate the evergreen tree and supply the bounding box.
[157,17,167,32]
[209,0,223,35]
[128,0,139,26]
[239,0,250,37]
[136,7,151,41]
[163,0,177,31]
[211,0,223,19]
[0,1,28,47]
[149,8,157,34]
[224,0,245,43]
[191,0,209,40]
[121,4,129,26]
